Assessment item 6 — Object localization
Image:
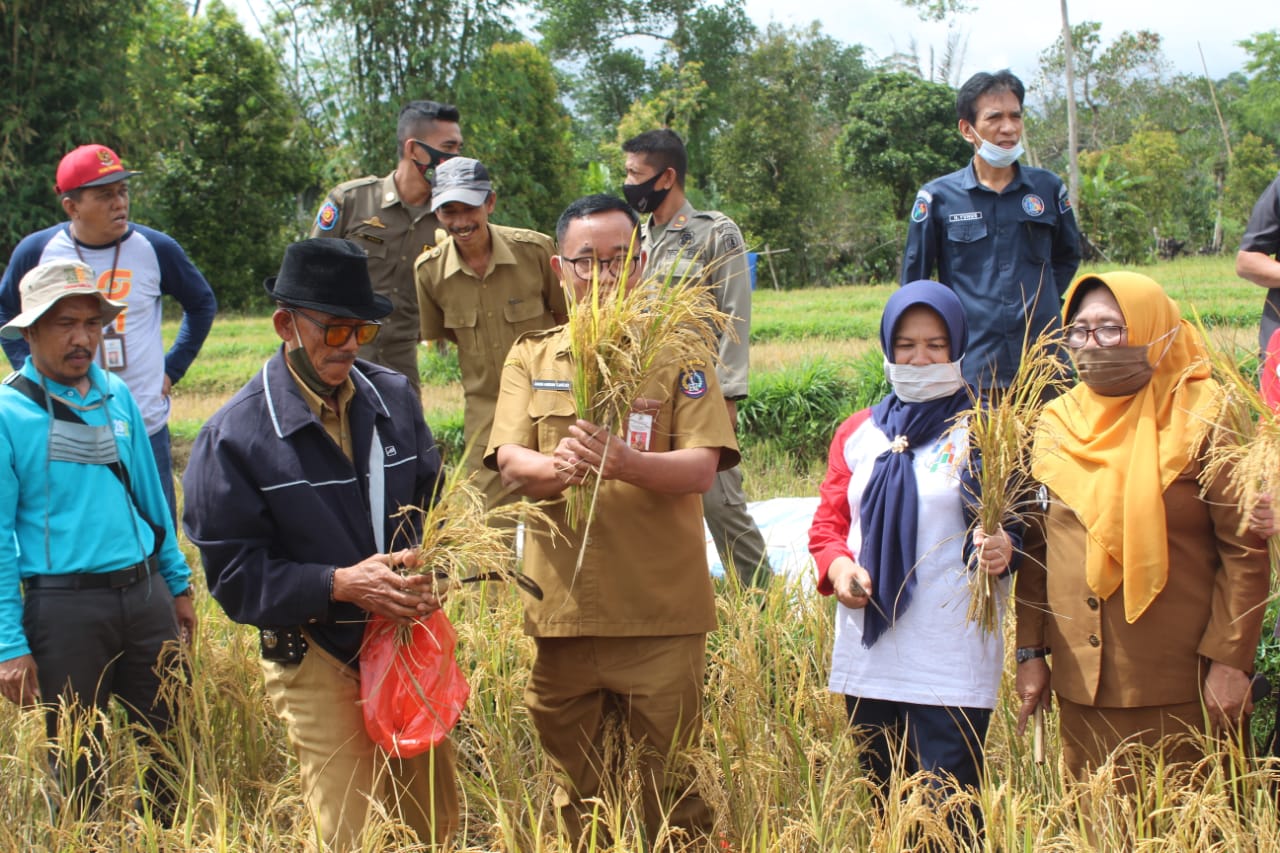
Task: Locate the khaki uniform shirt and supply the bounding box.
[642,199,751,399]
[483,327,740,638]
[415,223,566,464]
[310,172,443,362]
[1015,435,1269,708]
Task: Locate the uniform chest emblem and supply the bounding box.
[316,201,338,231]
[1022,194,1045,216]
[911,197,930,223]
[679,230,695,247]
[680,369,708,399]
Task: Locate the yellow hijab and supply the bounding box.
[1032,271,1218,622]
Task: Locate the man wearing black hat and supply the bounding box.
[182,238,457,848]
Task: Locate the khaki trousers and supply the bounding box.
[262,643,458,850]
[1057,694,1206,786]
[525,634,713,847]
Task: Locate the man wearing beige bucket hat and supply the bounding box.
[0,258,196,820]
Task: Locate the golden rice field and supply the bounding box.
[5,256,1280,850]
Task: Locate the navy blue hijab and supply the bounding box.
[859,280,969,647]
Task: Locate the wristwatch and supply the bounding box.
[1015,646,1050,664]
[176,586,195,599]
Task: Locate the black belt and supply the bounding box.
[23,555,159,591]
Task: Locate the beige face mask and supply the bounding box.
[1072,325,1177,397]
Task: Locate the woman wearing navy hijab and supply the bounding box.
[809,280,1018,825]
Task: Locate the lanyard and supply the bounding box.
[72,234,123,300]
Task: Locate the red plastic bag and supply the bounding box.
[359,610,470,758]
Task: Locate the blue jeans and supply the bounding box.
[148,425,177,530]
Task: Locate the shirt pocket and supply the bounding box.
[503,296,549,337]
[1019,210,1058,263]
[665,257,705,285]
[443,305,478,351]
[527,391,576,454]
[946,218,989,245]
[349,228,390,260]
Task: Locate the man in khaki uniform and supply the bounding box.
[310,100,463,393]
[622,129,771,587]
[415,157,566,505]
[485,194,738,847]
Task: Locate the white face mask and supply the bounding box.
[973,133,1024,169]
[884,359,966,403]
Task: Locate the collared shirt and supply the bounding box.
[0,361,190,662]
[310,172,443,348]
[1242,173,1280,351]
[285,358,356,462]
[902,161,1081,388]
[642,199,752,399]
[0,223,218,435]
[483,327,740,638]
[415,223,565,452]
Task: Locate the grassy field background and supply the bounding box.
[6,256,1280,850]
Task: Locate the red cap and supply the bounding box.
[55,144,139,195]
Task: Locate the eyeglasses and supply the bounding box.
[1066,324,1127,348]
[291,310,381,347]
[560,254,640,280]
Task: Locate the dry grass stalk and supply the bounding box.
[562,234,732,529]
[958,329,1070,633]
[1196,325,1280,565]
[389,463,558,645]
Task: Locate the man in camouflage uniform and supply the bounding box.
[415,157,566,506]
[310,100,463,393]
[622,129,771,587]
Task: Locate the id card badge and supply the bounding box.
[101,330,127,371]
[626,412,653,451]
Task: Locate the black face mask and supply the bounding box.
[623,171,671,214]
[412,141,455,180]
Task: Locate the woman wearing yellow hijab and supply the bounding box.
[1013,271,1269,782]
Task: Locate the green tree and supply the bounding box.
[1234,30,1280,150]
[0,0,146,261]
[837,71,971,221]
[133,1,314,309]
[1224,133,1280,249]
[457,41,578,234]
[303,0,520,176]
[711,24,866,286]
[535,0,754,188]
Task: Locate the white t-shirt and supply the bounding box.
[828,416,1007,709]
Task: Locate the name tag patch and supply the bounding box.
[532,379,572,391]
[948,212,983,223]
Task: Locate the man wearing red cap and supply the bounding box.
[0,143,218,525]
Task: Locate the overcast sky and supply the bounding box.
[744,0,1264,83]
[224,0,1267,84]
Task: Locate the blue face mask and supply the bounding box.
[974,133,1024,169]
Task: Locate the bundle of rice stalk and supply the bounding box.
[1196,325,1280,566]
[563,235,732,529]
[958,329,1070,633]
[390,462,558,645]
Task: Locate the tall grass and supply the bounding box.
[36,255,1272,848]
[9,575,1280,850]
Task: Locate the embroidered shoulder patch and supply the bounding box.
[316,201,339,231]
[679,369,708,399]
[911,196,930,223]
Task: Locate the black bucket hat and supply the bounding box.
[263,237,393,320]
